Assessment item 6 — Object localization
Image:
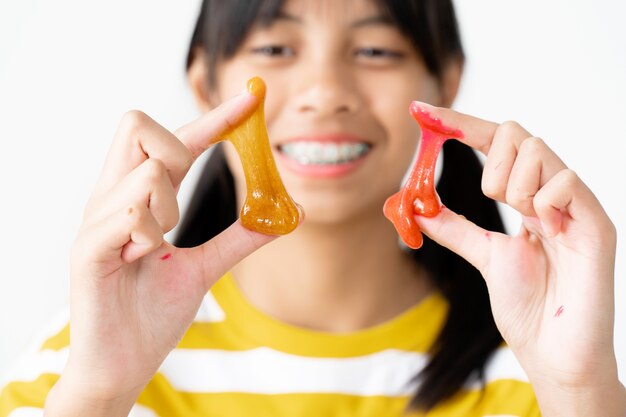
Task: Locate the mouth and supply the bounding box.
[277,141,372,166]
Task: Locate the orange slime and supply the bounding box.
[217,77,299,235]
[383,102,464,249]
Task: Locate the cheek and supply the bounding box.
[214,61,257,102]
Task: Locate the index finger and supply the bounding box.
[411,101,502,155]
[175,89,259,160]
[94,89,258,198]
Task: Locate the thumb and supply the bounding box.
[189,220,278,290]
[415,206,496,274]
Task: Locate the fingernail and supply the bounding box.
[410,101,436,115]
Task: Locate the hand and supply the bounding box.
[58,91,280,406]
[412,103,624,415]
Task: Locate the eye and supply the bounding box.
[250,45,295,57]
[355,47,404,59]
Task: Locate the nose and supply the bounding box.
[291,60,361,118]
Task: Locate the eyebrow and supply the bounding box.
[273,11,303,23]
[350,15,394,28]
[272,11,393,28]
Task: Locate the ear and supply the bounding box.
[187,47,214,112]
[439,57,464,108]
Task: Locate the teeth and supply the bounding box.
[280,142,370,165]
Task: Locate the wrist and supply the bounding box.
[45,365,142,417]
[530,375,626,417]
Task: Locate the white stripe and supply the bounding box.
[7,408,43,417]
[160,346,529,396]
[465,347,529,390]
[160,347,426,396]
[129,404,160,417]
[193,292,225,322]
[0,345,527,401]
[0,348,68,389]
[1,308,69,388]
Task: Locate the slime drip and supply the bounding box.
[383,102,464,249]
[217,77,299,235]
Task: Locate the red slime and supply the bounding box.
[383,102,464,249]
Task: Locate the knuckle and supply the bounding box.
[120,110,151,136]
[481,175,501,200]
[519,136,545,155]
[553,168,582,190]
[141,158,167,184]
[496,120,524,138]
[558,168,579,187]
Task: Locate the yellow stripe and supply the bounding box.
[190,273,448,357]
[478,379,540,416]
[39,324,70,351]
[0,373,59,417]
[430,379,540,417]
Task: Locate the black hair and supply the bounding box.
[177,0,505,412]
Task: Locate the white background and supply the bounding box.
[1,0,625,381]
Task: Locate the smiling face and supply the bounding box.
[196,0,460,225]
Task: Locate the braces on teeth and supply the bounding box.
[280,142,370,165]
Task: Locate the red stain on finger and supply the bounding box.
[554,305,564,318]
[160,253,172,261]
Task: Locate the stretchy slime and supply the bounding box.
[216,77,299,235]
[383,102,464,249]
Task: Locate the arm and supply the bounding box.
[410,103,625,417]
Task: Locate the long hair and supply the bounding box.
[176,0,505,411]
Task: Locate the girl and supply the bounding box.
[1,0,624,416]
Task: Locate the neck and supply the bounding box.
[232,210,432,333]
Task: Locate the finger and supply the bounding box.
[86,158,179,233]
[121,205,166,264]
[412,101,500,155]
[505,137,567,217]
[188,220,277,291]
[95,110,193,194]
[93,90,256,204]
[415,206,504,275]
[481,121,532,201]
[73,203,164,278]
[533,169,615,242]
[174,90,258,160]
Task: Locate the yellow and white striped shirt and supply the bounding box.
[0,272,540,416]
